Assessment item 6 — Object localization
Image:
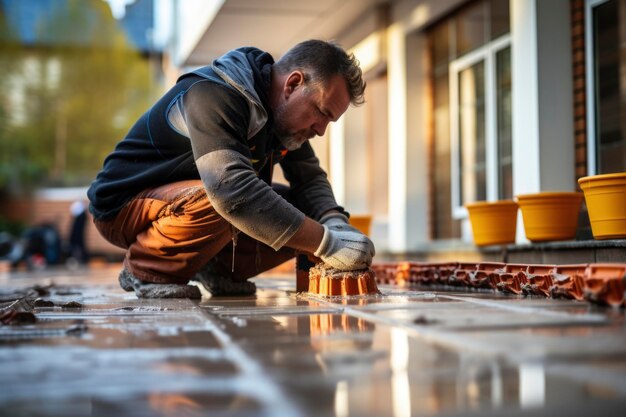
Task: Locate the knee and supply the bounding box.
[179,190,231,234]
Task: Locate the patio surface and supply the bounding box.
[1,263,625,416]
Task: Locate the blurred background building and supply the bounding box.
[0,0,624,262]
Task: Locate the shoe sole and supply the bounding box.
[118,269,201,299]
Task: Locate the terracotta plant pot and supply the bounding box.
[516,192,583,242]
[578,172,626,239]
[465,200,518,246]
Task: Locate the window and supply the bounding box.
[428,0,511,238]
[458,60,487,204]
[450,38,512,216]
[496,46,512,199]
[587,0,626,174]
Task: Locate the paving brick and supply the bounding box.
[2,262,626,416]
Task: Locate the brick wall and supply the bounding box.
[571,0,587,184]
[570,0,593,239]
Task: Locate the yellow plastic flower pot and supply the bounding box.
[578,172,626,239]
[465,200,518,246]
[516,192,583,242]
[349,215,372,237]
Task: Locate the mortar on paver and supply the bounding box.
[295,253,381,296]
[307,263,380,296]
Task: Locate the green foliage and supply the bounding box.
[0,0,161,192]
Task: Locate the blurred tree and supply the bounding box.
[0,4,41,195]
[0,0,160,194]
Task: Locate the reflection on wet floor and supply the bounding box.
[0,267,625,416]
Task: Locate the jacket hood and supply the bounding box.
[212,48,272,100]
[210,47,274,139]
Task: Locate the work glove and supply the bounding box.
[319,212,363,234]
[314,224,376,271]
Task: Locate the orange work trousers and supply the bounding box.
[94,180,295,284]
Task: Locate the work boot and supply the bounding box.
[118,268,201,299]
[193,263,256,296]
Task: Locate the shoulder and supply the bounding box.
[184,80,250,115]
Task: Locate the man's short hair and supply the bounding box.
[274,39,366,106]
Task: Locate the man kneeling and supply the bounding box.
[87,40,375,298]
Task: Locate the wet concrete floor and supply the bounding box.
[1,264,625,416]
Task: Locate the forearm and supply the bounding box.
[284,217,324,254]
[197,150,305,250]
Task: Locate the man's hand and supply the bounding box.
[314,225,375,271]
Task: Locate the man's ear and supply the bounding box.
[284,71,305,98]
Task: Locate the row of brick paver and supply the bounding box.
[371,261,626,308]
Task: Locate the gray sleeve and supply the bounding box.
[280,142,347,220]
[197,149,305,250]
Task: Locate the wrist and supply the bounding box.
[285,217,325,254]
[314,225,331,257]
[319,211,349,225]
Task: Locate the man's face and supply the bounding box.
[274,73,351,151]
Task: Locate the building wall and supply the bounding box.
[331,0,467,253]
[571,0,588,181]
[334,0,579,253]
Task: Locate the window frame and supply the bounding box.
[449,34,512,219]
[585,0,613,176]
